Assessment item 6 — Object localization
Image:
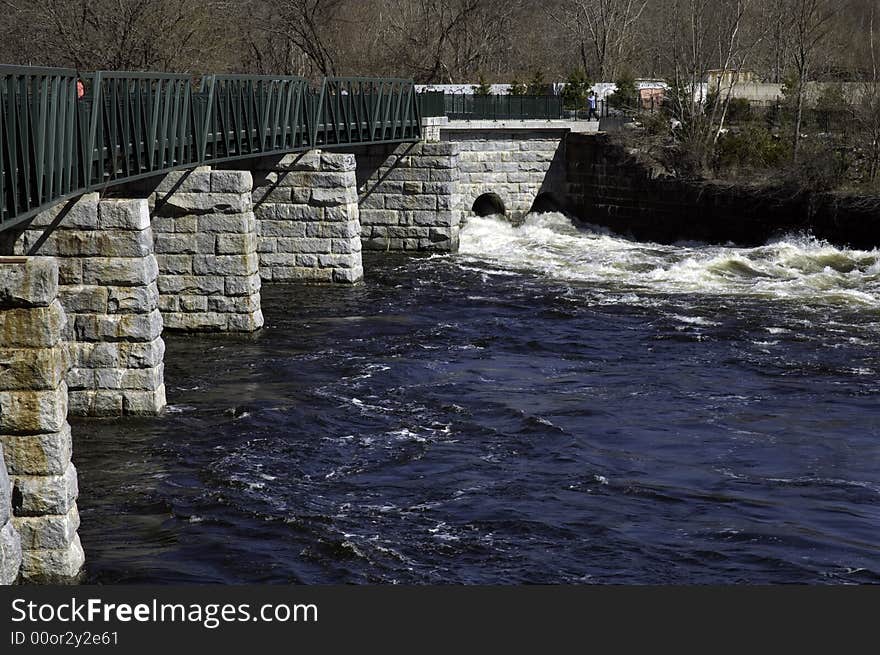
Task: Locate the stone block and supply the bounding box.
[67,390,123,416]
[359,193,386,210]
[253,186,292,204]
[333,266,364,284]
[0,520,21,585]
[12,462,78,516]
[27,194,99,230]
[81,257,159,287]
[195,234,217,254]
[15,506,79,551]
[430,169,457,182]
[158,275,225,296]
[197,213,255,234]
[174,216,199,233]
[157,192,250,216]
[226,310,264,332]
[211,170,252,194]
[257,239,277,254]
[0,346,68,392]
[69,342,120,368]
[57,259,83,286]
[331,239,358,255]
[0,259,59,309]
[225,275,262,297]
[359,209,400,226]
[259,220,307,239]
[123,385,166,415]
[0,426,72,477]
[382,168,431,182]
[207,295,259,314]
[119,339,165,369]
[155,233,198,254]
[179,294,208,313]
[309,171,357,189]
[158,295,178,312]
[121,364,164,391]
[311,187,357,207]
[192,253,259,276]
[0,384,68,435]
[261,253,298,268]
[18,532,84,582]
[98,199,151,231]
[321,153,356,172]
[73,309,162,343]
[58,285,109,314]
[385,195,436,211]
[154,169,212,195]
[216,233,257,255]
[107,285,160,315]
[161,312,227,332]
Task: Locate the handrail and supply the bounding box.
[1,66,422,233]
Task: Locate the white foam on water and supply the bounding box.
[458,213,880,307]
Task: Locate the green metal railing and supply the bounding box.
[418,91,445,118]
[315,77,421,146]
[1,66,422,233]
[441,93,565,120]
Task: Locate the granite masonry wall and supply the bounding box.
[565,133,880,248]
[251,151,363,284]
[440,129,567,219]
[0,258,83,582]
[16,195,166,416]
[0,443,22,584]
[147,169,264,332]
[351,142,464,252]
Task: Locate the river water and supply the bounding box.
[74,213,880,584]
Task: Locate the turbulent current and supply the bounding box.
[74,213,880,584]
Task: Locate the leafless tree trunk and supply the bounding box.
[790,0,834,162]
[547,0,647,80]
[665,0,768,174]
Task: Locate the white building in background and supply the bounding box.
[416,81,667,99]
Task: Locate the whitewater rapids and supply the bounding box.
[459,213,880,308]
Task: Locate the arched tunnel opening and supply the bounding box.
[529,192,566,215]
[472,193,506,217]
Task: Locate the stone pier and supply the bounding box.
[252,151,363,284]
[16,195,166,416]
[353,142,464,252]
[0,442,22,584]
[149,169,263,332]
[0,258,83,582]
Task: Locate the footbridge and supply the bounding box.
[0,66,422,237]
[0,65,600,585]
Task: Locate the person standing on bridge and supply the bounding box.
[587,92,599,121]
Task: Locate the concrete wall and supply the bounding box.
[441,128,567,219]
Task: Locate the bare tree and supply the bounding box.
[548,0,647,80]
[789,0,835,161]
[665,0,769,174]
[4,0,231,71]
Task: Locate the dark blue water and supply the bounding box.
[73,227,880,584]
